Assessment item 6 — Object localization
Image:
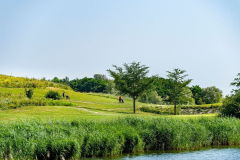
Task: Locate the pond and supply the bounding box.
[84,146,240,160]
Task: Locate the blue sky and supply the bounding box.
[0,0,239,95]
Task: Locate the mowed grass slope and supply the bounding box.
[0,75,217,121]
[0,86,162,121]
[0,87,217,121]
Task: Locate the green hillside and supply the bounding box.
[0,74,216,121]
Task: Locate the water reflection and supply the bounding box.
[86,146,240,160]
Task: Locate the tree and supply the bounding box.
[138,90,162,104]
[220,75,240,118]
[52,77,60,83]
[63,76,70,85]
[179,87,195,105]
[153,77,172,99]
[105,80,116,94]
[220,91,240,118]
[94,74,108,81]
[231,73,240,93]
[201,86,222,104]
[69,77,107,93]
[190,85,203,105]
[107,62,155,113]
[166,69,192,115]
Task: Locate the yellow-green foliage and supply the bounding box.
[0,74,71,90]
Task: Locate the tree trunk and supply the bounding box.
[133,98,136,113]
[174,101,177,115]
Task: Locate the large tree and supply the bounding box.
[93,74,108,81]
[231,73,240,93]
[107,62,155,113]
[190,85,203,105]
[201,86,222,104]
[166,69,192,115]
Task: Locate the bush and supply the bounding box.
[25,89,33,99]
[220,92,240,118]
[45,90,62,100]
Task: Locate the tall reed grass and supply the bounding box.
[1,117,240,159]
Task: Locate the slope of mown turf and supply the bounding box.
[0,74,217,121]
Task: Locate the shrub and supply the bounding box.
[45,90,62,100]
[25,88,33,99]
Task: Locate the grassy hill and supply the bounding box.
[0,74,216,121]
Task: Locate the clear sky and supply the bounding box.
[0,0,239,96]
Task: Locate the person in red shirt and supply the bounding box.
[119,96,122,103]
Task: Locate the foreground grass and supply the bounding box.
[0,116,239,159]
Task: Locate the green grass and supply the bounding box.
[0,117,239,159]
[0,75,228,159]
[0,84,218,121]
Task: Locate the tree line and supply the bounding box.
[51,62,224,114]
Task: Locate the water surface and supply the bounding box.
[86,146,240,160]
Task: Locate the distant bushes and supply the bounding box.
[45,90,62,100]
[1,117,240,159]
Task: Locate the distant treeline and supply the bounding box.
[52,74,222,105]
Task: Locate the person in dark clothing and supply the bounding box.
[66,95,70,100]
[63,92,65,98]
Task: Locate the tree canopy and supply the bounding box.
[231,73,240,93]
[166,68,192,115]
[107,62,155,113]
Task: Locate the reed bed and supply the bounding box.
[0,117,240,159]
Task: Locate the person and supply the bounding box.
[119,96,122,103]
[63,92,65,98]
[66,95,70,100]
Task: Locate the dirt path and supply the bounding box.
[76,107,99,113]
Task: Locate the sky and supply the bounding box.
[0,0,239,96]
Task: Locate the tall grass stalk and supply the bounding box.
[1,117,240,159]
